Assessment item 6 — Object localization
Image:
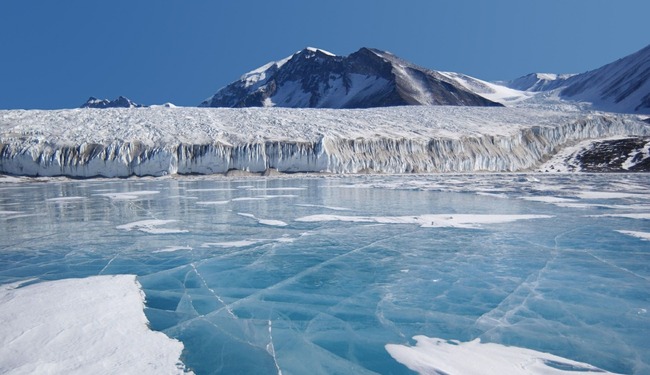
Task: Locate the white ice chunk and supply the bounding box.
[386,336,621,375]
[0,275,191,374]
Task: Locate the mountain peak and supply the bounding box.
[302,47,336,56]
[200,47,502,109]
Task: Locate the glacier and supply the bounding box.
[1,106,648,178]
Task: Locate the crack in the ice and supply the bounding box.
[475,227,579,334]
[586,251,650,282]
[98,253,119,275]
[190,262,237,319]
[267,320,283,375]
[214,230,415,317]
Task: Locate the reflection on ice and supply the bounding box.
[0,174,649,374]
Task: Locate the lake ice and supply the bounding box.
[1,174,649,374]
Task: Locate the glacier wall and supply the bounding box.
[1,108,648,177]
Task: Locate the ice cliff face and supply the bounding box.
[1,107,648,178]
[200,47,502,109]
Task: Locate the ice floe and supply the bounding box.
[0,275,191,374]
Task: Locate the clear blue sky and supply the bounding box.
[1,0,648,109]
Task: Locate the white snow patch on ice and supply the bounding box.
[116,219,188,234]
[295,214,552,229]
[295,204,353,211]
[0,275,191,374]
[96,191,160,200]
[196,200,230,205]
[386,336,620,375]
[201,240,261,248]
[0,210,22,215]
[152,246,193,253]
[577,191,650,200]
[520,196,578,203]
[238,212,288,227]
[46,196,86,202]
[617,230,650,241]
[589,213,650,220]
[186,188,236,192]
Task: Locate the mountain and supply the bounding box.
[501,73,575,92]
[559,44,650,113]
[200,47,502,109]
[81,96,143,109]
[504,44,650,114]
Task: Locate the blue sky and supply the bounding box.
[1,0,648,109]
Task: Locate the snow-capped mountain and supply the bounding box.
[81,96,143,109]
[559,44,650,114]
[501,73,576,92]
[200,47,502,109]
[503,44,650,114]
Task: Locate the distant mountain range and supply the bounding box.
[82,44,650,114]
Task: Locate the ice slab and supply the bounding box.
[0,275,191,374]
[386,336,621,375]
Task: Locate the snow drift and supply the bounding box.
[0,106,648,177]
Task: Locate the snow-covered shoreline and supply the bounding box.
[1,106,648,177]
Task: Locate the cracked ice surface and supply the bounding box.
[0,174,649,374]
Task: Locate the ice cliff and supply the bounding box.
[0,106,648,177]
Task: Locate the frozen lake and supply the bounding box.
[1,174,649,374]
